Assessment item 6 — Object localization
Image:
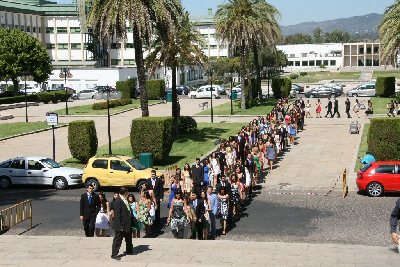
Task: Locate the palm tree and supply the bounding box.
[379,0,400,67]
[86,0,178,117]
[147,9,206,119]
[215,0,281,109]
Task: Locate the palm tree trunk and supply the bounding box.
[171,64,178,118]
[253,44,262,100]
[133,28,149,117]
[240,41,246,110]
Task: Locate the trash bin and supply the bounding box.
[139,153,153,168]
[166,91,173,102]
[231,90,238,100]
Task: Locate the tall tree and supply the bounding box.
[86,0,178,117]
[0,28,52,93]
[379,0,400,66]
[313,27,323,43]
[147,9,206,119]
[215,0,281,109]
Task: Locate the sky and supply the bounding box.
[57,0,395,26]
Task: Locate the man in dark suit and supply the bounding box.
[146,170,164,225]
[332,97,340,118]
[216,175,231,196]
[191,158,204,194]
[190,191,205,240]
[79,184,100,237]
[325,98,333,118]
[245,154,255,198]
[238,131,246,162]
[278,124,287,151]
[111,187,133,260]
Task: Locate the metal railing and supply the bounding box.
[0,200,32,233]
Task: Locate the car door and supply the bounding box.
[26,160,47,185]
[374,164,397,190]
[8,159,27,184]
[90,159,109,185]
[365,84,376,96]
[108,160,134,186]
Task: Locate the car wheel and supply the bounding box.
[352,94,358,97]
[0,176,11,189]
[310,94,315,98]
[212,95,216,99]
[86,178,100,192]
[53,176,68,190]
[331,94,336,98]
[137,179,147,191]
[367,182,384,197]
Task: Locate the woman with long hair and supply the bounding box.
[127,194,141,238]
[95,192,110,237]
[167,190,188,239]
[316,99,322,118]
[200,190,211,240]
[139,190,152,238]
[182,163,192,194]
[218,188,229,235]
[266,136,276,172]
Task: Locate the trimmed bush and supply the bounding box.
[376,76,395,97]
[367,118,400,160]
[272,77,292,99]
[130,117,174,163]
[38,92,54,104]
[68,120,98,163]
[299,72,308,76]
[92,98,132,110]
[116,79,136,99]
[289,73,299,80]
[177,116,198,134]
[0,94,38,104]
[147,80,165,100]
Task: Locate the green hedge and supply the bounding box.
[37,91,71,104]
[116,79,136,99]
[299,72,308,76]
[68,120,98,163]
[0,94,38,104]
[92,98,132,110]
[376,76,395,97]
[289,73,299,80]
[272,77,292,99]
[367,118,400,160]
[130,117,174,163]
[177,116,198,134]
[147,80,165,100]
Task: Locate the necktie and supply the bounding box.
[88,194,92,205]
[194,199,197,209]
[152,178,155,188]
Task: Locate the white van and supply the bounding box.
[347,83,376,97]
[188,85,220,99]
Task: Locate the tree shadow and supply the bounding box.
[175,127,231,144]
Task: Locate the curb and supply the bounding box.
[0,124,68,142]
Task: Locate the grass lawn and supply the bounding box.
[197,98,277,116]
[372,70,400,79]
[0,121,58,139]
[62,122,244,170]
[55,100,160,115]
[370,97,395,114]
[291,71,361,83]
[355,123,370,172]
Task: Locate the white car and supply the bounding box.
[347,83,376,97]
[0,157,83,190]
[19,86,41,94]
[77,89,97,99]
[227,88,242,99]
[188,85,220,99]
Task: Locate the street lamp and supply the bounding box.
[208,69,214,123]
[102,86,112,154]
[59,68,72,115]
[229,72,233,115]
[20,72,33,123]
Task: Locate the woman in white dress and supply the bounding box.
[211,152,221,186]
[95,192,110,237]
[305,100,312,118]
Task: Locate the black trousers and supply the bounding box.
[194,220,204,240]
[325,109,333,117]
[83,215,96,237]
[332,108,340,117]
[112,230,133,256]
[155,199,161,224]
[346,109,351,118]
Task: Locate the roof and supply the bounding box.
[0,0,78,16]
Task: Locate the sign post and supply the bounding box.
[46,112,58,161]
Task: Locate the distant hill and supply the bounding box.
[281,13,382,39]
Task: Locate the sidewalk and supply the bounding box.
[0,235,398,266]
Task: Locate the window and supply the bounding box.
[0,161,12,168]
[288,61,293,66]
[302,61,308,66]
[295,61,300,66]
[70,43,81,50]
[323,60,329,66]
[124,59,135,65]
[46,27,54,33]
[38,27,41,33]
[330,60,336,66]
[92,160,108,169]
[70,27,80,33]
[301,53,307,57]
[26,26,31,33]
[10,159,25,169]
[127,27,133,32]
[57,27,67,33]
[358,60,364,66]
[373,59,379,66]
[309,60,315,66]
[289,54,295,58]
[32,26,36,33]
[210,45,217,49]
[366,47,372,54]
[359,47,364,55]
[28,160,43,170]
[0,24,5,28]
[111,59,121,65]
[20,25,25,31]
[46,43,55,49]
[316,60,322,66]
[57,43,68,49]
[373,47,379,54]
[110,160,131,172]
[111,43,121,49]
[125,43,134,48]
[375,165,395,174]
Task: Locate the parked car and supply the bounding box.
[323,83,343,95]
[305,87,338,98]
[291,84,304,93]
[356,161,400,197]
[0,156,83,190]
[216,85,226,95]
[227,88,242,99]
[347,83,376,97]
[188,85,220,99]
[82,155,163,191]
[18,86,41,95]
[165,86,190,96]
[77,89,97,99]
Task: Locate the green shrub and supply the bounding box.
[367,118,400,160]
[147,80,165,100]
[0,95,38,104]
[272,77,292,99]
[130,117,174,163]
[289,73,299,80]
[68,120,98,163]
[299,72,308,76]
[37,92,54,104]
[376,76,395,97]
[177,116,198,134]
[116,79,136,99]
[92,98,132,110]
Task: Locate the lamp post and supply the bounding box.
[20,72,32,123]
[59,68,72,115]
[229,72,233,115]
[209,70,214,123]
[104,86,112,155]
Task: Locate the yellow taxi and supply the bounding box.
[82,155,163,191]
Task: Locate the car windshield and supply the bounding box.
[360,163,371,172]
[126,158,146,170]
[40,158,61,169]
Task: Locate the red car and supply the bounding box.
[357,161,400,197]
